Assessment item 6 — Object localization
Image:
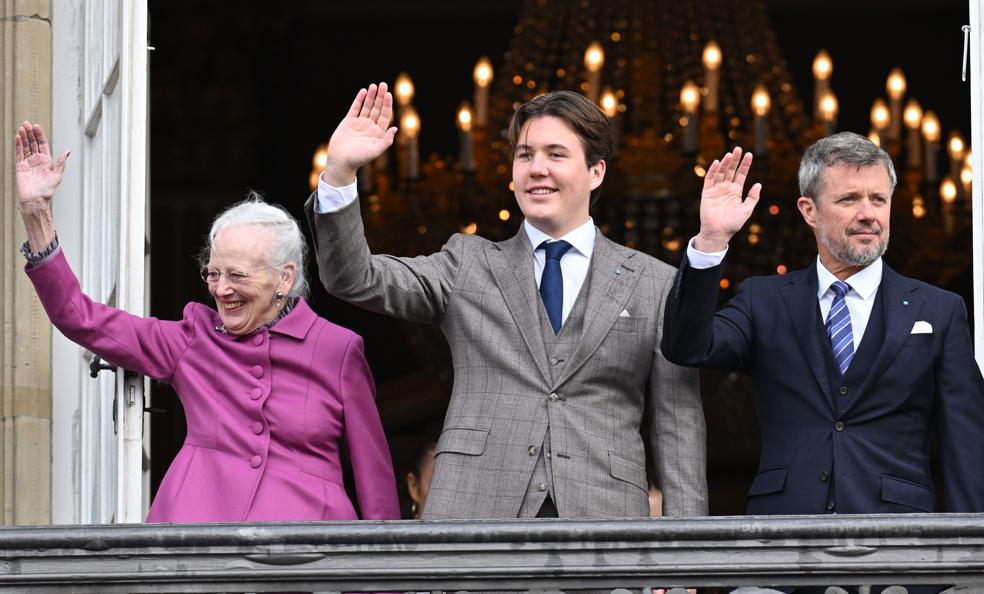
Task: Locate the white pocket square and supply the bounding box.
[911,320,933,334]
[619,308,631,317]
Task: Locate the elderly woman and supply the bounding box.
[14,121,399,522]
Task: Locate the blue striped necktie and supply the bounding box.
[538,240,573,335]
[825,280,854,375]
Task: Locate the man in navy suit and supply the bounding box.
[662,132,984,512]
[661,132,984,591]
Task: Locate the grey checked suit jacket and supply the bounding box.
[306,196,707,518]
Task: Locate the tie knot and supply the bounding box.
[541,240,573,261]
[831,280,850,298]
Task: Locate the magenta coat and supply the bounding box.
[28,251,399,523]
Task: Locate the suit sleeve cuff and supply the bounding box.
[315,174,359,213]
[686,236,727,269]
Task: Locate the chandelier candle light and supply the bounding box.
[870,98,890,143]
[473,57,493,127]
[812,50,833,120]
[922,110,941,183]
[904,99,923,169]
[819,89,838,136]
[886,68,906,143]
[395,72,415,122]
[401,106,421,180]
[600,87,619,146]
[584,41,605,104]
[751,84,770,156]
[680,80,700,153]
[457,102,475,173]
[703,41,722,114]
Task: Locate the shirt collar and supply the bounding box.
[523,217,596,258]
[816,256,883,301]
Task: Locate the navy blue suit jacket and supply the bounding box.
[661,255,984,515]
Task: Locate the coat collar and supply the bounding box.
[550,233,642,389]
[487,227,553,385]
[850,264,925,405]
[269,297,318,340]
[779,262,832,407]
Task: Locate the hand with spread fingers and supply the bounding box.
[322,82,398,187]
[14,121,70,251]
[14,121,70,209]
[694,146,762,253]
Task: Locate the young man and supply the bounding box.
[306,83,706,519]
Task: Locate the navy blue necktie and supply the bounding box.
[825,280,855,375]
[539,240,573,335]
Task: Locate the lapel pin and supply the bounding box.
[615,268,622,275]
[902,299,909,306]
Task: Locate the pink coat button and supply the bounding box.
[251,422,263,435]
[253,334,264,346]
[250,455,262,468]
[250,365,263,378]
[249,388,262,400]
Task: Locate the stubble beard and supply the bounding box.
[818,222,889,267]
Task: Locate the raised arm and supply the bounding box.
[14,121,70,250]
[661,147,762,370]
[321,83,398,187]
[16,122,195,381]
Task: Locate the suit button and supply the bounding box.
[253,334,265,346]
[826,501,835,511]
[250,365,264,378]
[834,421,845,431]
[537,482,547,492]
[820,471,829,481]
[250,455,262,468]
[528,446,537,456]
[249,388,262,400]
[548,393,559,402]
[839,386,848,395]
[546,451,552,459]
[251,422,264,435]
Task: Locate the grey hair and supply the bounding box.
[798,131,897,201]
[199,192,309,299]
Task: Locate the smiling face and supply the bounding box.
[797,163,892,279]
[512,115,606,238]
[205,225,295,335]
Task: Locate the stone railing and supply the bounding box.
[1,514,984,593]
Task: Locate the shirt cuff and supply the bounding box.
[686,236,728,269]
[20,236,62,268]
[315,174,359,213]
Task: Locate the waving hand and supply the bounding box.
[322,83,398,186]
[14,122,69,250]
[694,147,762,253]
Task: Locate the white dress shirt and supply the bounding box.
[316,175,595,327]
[686,237,883,348]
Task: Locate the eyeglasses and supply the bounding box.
[200,266,275,286]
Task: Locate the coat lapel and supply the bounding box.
[851,265,925,403]
[779,263,834,410]
[486,228,552,386]
[552,232,642,390]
